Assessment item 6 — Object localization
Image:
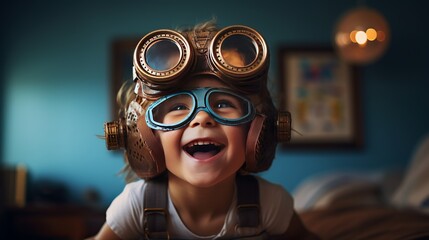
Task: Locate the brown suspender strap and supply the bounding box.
[236,174,260,228]
[143,174,260,239]
[143,174,170,239]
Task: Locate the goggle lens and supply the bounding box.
[221,35,257,67]
[208,92,248,119]
[152,93,193,125]
[146,39,181,71]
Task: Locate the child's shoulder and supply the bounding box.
[125,178,146,187]
[254,176,289,192]
[250,176,295,234]
[120,179,147,197]
[253,175,293,204]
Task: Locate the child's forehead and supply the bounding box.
[182,77,229,89]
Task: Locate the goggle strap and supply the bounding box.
[188,30,215,54]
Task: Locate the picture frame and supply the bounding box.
[110,38,140,118]
[277,46,362,149]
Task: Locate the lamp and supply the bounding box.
[334,6,390,64]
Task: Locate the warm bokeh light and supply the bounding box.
[336,32,349,46]
[349,30,358,43]
[377,30,386,41]
[366,28,377,41]
[355,31,367,45]
[334,7,390,64]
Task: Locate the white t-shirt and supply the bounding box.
[106,176,294,239]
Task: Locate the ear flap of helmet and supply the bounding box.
[244,111,291,173]
[127,116,166,179]
[245,114,270,172]
[104,103,166,179]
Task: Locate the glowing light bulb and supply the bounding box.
[334,7,390,64]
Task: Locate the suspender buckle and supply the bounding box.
[236,204,260,228]
[144,208,170,240]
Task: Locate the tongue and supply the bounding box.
[193,151,217,160]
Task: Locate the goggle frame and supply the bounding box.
[133,25,268,90]
[145,87,256,131]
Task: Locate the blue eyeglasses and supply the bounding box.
[145,87,256,131]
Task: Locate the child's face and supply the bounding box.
[156,77,247,187]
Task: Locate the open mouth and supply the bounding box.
[184,141,224,159]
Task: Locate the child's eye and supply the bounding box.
[169,104,189,112]
[215,100,236,109]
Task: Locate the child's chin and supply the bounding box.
[185,173,234,188]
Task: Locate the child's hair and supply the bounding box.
[115,20,280,182]
[116,81,139,182]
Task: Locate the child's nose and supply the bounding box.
[189,110,216,128]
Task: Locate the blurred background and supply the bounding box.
[1,0,428,238]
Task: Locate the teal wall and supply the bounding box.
[2,0,428,206]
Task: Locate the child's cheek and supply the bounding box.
[156,129,182,149]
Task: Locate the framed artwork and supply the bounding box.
[277,46,362,149]
[110,38,139,118]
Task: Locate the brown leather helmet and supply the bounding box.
[104,23,291,179]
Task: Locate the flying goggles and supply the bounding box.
[146,87,255,131]
[133,25,269,98]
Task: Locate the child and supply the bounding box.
[93,20,319,239]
